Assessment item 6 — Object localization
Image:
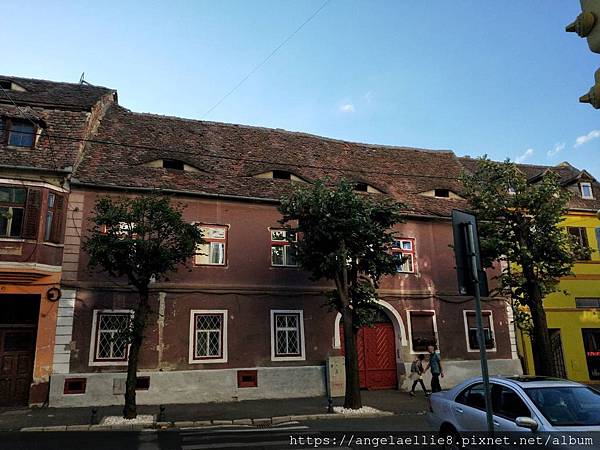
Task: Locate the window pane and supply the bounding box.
[202,227,225,239]
[209,242,224,264]
[286,246,298,266]
[9,207,23,237]
[97,332,113,358]
[197,332,208,356]
[0,208,8,236]
[208,331,220,356]
[401,240,412,251]
[45,211,53,241]
[48,193,55,209]
[271,230,286,242]
[0,187,26,204]
[271,245,284,265]
[9,122,34,147]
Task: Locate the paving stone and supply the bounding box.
[271,416,292,424]
[43,426,67,431]
[66,425,91,431]
[252,418,271,426]
[174,421,195,428]
[232,419,252,425]
[193,421,212,427]
[211,420,233,425]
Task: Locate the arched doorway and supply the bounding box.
[340,309,398,390]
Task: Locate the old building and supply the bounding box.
[0,76,116,405]
[44,97,521,407]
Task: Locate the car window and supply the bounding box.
[456,382,486,410]
[492,384,531,420]
[524,387,600,427]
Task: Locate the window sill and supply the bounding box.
[88,360,129,367]
[0,237,25,242]
[189,357,228,364]
[271,355,306,362]
[42,241,64,248]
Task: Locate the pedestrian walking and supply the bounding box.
[426,345,444,393]
[409,354,429,397]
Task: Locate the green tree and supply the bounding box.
[461,158,590,377]
[83,195,204,418]
[279,179,405,409]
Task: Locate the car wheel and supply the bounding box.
[440,426,462,450]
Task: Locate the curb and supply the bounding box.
[19,410,395,432]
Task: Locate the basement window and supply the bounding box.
[64,378,87,394]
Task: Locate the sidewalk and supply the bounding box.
[0,390,429,432]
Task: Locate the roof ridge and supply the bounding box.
[0,74,114,92]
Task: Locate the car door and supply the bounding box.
[491,383,536,432]
[452,382,489,432]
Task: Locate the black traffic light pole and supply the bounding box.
[463,221,494,436]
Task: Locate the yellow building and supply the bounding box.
[514,164,600,383]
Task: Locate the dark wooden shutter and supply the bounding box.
[50,195,65,243]
[21,189,41,239]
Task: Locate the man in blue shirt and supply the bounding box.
[426,345,444,393]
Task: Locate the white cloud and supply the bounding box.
[547,142,565,157]
[515,148,534,163]
[574,129,600,147]
[340,103,355,113]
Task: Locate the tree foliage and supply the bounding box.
[460,158,590,375]
[83,194,204,418]
[279,179,405,408]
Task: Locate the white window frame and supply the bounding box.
[188,309,228,364]
[194,224,228,266]
[463,310,497,353]
[89,309,133,367]
[407,310,438,355]
[580,182,594,199]
[392,238,416,274]
[270,309,306,361]
[270,229,298,267]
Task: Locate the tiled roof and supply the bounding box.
[0,75,114,110]
[458,157,600,211]
[74,104,469,217]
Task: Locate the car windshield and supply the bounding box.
[524,387,600,426]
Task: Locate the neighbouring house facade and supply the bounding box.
[0,75,522,408]
[0,76,116,405]
[460,157,600,384]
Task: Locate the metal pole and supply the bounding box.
[465,222,494,435]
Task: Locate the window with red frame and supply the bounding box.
[392,238,415,273]
[195,225,227,265]
[270,229,298,267]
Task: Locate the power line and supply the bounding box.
[201,0,332,119]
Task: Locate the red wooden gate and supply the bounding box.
[341,322,397,390]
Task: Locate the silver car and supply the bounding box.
[427,376,600,444]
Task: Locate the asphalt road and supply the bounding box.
[0,414,433,450]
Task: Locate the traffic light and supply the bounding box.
[566,0,600,108]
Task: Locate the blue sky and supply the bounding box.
[2,1,599,176]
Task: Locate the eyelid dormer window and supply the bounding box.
[580,182,593,199]
[144,159,200,172]
[254,171,307,183]
[353,182,383,194]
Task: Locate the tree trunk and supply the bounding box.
[123,288,150,419]
[527,285,556,377]
[341,305,362,409]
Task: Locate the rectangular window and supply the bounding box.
[271,310,305,361]
[392,238,415,273]
[0,186,26,238]
[464,310,496,351]
[7,120,35,148]
[408,311,436,353]
[270,229,298,267]
[568,227,591,260]
[580,182,594,199]
[576,298,600,308]
[195,225,227,265]
[189,310,227,363]
[90,310,132,365]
